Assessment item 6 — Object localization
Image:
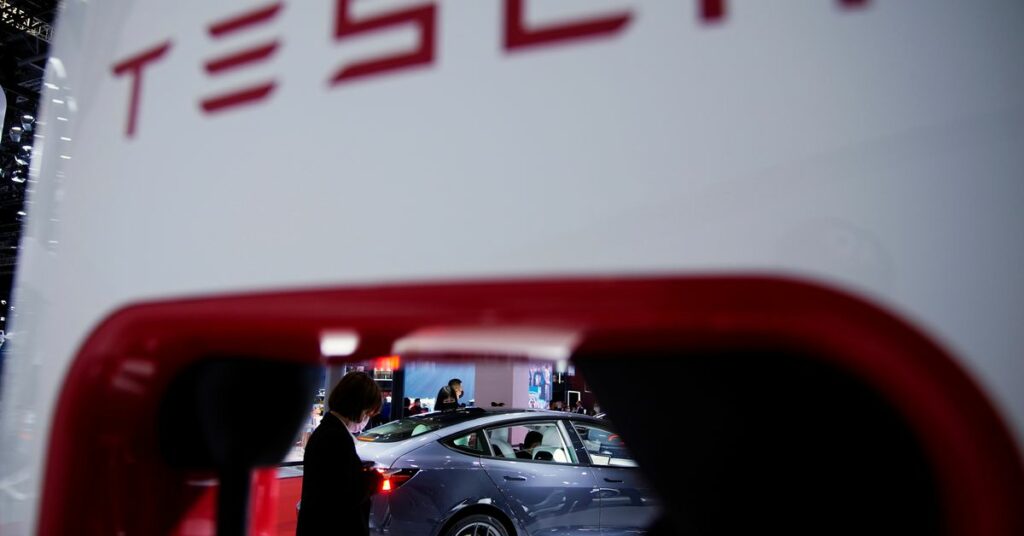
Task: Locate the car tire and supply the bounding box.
[444,514,509,536]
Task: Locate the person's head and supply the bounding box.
[327,371,382,429]
[448,378,463,397]
[551,400,564,411]
[414,398,421,406]
[524,431,543,450]
[404,397,411,407]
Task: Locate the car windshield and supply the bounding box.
[358,408,489,443]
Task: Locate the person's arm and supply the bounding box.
[325,431,379,536]
[298,422,348,533]
[339,432,381,503]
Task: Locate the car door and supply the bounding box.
[479,420,601,536]
[569,420,661,535]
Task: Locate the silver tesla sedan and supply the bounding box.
[355,408,660,536]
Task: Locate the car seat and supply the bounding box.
[532,428,568,462]
[489,438,516,458]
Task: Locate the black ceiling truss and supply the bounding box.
[1,0,58,304]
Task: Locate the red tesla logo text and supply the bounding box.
[200,3,283,114]
[111,0,870,138]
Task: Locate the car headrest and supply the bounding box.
[542,427,562,446]
[533,446,568,463]
[489,438,516,458]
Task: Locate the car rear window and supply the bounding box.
[442,430,489,455]
[357,408,489,443]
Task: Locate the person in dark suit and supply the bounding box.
[408,398,424,415]
[296,371,383,536]
[402,397,412,418]
[435,378,463,411]
[515,430,543,459]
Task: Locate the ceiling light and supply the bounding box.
[320,330,360,356]
[47,57,66,78]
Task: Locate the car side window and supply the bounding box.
[484,422,575,464]
[571,422,637,467]
[442,430,489,456]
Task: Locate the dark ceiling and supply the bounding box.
[0,0,58,311]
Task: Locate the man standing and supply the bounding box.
[408,398,424,415]
[435,378,463,411]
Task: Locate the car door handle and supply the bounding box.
[603,477,623,483]
[504,475,527,482]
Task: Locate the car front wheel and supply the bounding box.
[445,514,509,536]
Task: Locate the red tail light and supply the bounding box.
[380,468,419,493]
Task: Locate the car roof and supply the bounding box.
[410,407,604,437]
[415,406,602,420]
